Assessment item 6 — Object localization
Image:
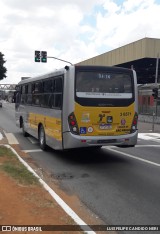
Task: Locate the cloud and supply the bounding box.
[92,0,160,50]
[0,0,160,84]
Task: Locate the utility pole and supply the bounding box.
[155,53,159,84]
[152,53,159,132]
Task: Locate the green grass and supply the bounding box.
[0,146,40,186]
[0,146,16,158]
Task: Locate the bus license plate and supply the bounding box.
[99,124,112,130]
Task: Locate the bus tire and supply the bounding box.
[22,120,29,137]
[91,146,102,150]
[39,125,47,150]
[118,145,135,148]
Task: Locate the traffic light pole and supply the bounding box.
[47,56,73,65]
[35,50,73,65]
[155,53,159,84]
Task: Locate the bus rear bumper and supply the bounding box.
[63,131,138,149]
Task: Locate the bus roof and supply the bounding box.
[18,67,67,85]
[18,65,134,85]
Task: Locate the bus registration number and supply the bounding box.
[99,124,112,130]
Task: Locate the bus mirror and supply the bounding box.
[65,66,69,70]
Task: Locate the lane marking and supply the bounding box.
[105,147,160,167]
[135,145,160,147]
[4,132,19,144]
[3,144,96,234]
[0,132,3,140]
[27,136,39,144]
[138,133,160,140]
[22,149,42,153]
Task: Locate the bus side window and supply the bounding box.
[54,77,63,109]
[43,79,53,93]
[55,78,63,92]
[42,79,53,107]
[55,94,62,109]
[48,94,55,108]
[26,83,32,105]
[21,85,26,104]
[43,94,49,107]
[32,82,42,106]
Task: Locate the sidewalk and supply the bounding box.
[138,121,160,133]
[138,114,160,133]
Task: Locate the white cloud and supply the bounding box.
[93,0,160,50]
[103,0,121,14]
[0,0,160,84]
[122,0,155,12]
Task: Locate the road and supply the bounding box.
[1,101,160,233]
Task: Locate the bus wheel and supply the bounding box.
[39,125,46,150]
[118,145,135,148]
[22,120,29,137]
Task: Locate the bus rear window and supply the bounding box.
[76,71,133,99]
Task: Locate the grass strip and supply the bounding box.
[0,146,40,186]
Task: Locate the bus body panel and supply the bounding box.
[74,102,136,137]
[16,105,63,150]
[62,101,138,149]
[63,130,138,149]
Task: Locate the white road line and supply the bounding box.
[105,147,160,167]
[138,133,160,140]
[3,144,96,234]
[4,132,19,144]
[135,145,160,147]
[0,132,3,140]
[27,136,39,144]
[22,149,42,153]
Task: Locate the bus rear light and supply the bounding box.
[70,120,76,126]
[81,140,86,143]
[68,112,79,135]
[131,112,138,133]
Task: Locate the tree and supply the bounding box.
[0,52,7,80]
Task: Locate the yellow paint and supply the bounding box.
[28,113,62,141]
[74,102,135,136]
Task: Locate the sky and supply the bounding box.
[1,0,160,84]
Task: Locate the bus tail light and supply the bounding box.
[68,112,79,135]
[131,112,138,133]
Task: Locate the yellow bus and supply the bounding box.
[15,65,138,150]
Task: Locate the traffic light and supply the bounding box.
[41,51,47,63]
[35,50,40,62]
[152,87,158,99]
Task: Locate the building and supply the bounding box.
[77,37,160,116]
[77,37,160,84]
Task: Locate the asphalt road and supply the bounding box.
[1,101,160,234]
